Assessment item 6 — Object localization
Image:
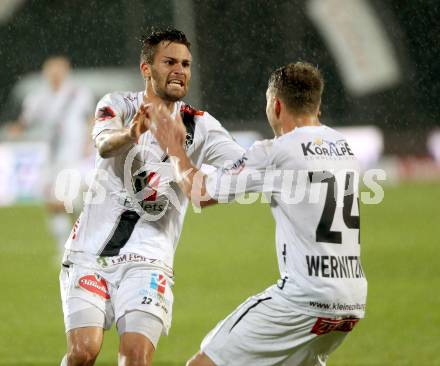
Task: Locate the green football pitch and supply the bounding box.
[0,182,439,365]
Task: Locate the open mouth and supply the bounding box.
[167,79,184,88]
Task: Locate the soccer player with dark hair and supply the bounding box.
[59,26,244,366]
[150,62,367,366]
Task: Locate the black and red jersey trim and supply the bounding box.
[99,210,140,256]
[180,103,202,150]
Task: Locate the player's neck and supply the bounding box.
[144,88,176,113]
[282,115,321,134]
[50,80,64,92]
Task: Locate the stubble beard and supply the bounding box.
[151,68,187,102]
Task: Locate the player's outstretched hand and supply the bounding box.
[149,104,186,156]
[129,103,151,142]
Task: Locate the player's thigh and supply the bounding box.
[114,268,174,364]
[60,264,114,332]
[187,351,217,366]
[202,290,349,366]
[201,292,285,366]
[118,321,157,366]
[117,310,163,350]
[283,330,349,366]
[114,268,173,340]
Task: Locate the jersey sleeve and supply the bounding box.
[199,113,245,167]
[20,93,43,127]
[205,139,281,202]
[91,93,126,140]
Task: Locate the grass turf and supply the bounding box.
[0,182,438,365]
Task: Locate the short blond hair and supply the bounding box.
[268,62,324,115]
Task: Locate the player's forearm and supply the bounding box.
[96,129,135,158]
[170,147,215,207]
[170,147,197,196]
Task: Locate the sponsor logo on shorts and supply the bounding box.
[139,274,171,314]
[311,317,359,336]
[78,274,110,299]
[96,254,172,273]
[139,289,170,314]
[150,273,166,295]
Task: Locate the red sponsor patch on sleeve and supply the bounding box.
[96,106,116,121]
[78,274,110,299]
[311,317,359,336]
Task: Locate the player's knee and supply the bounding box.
[67,345,99,366]
[186,352,216,366]
[66,327,102,366]
[119,342,152,366]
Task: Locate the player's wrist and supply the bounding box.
[168,145,186,159]
[127,127,138,143]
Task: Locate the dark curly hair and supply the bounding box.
[140,26,191,64]
[268,62,324,115]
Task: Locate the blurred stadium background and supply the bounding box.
[0,0,439,365]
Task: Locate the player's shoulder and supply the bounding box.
[96,90,143,118]
[180,102,222,131]
[287,124,352,151]
[275,125,357,164]
[68,81,91,96]
[275,125,344,146]
[180,102,233,145]
[67,83,94,108]
[98,90,143,106]
[248,139,274,154]
[240,139,274,165]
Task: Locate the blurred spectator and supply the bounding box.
[427,129,440,164]
[6,56,94,258]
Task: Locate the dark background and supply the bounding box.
[0,0,438,153]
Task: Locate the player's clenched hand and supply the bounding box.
[149,104,186,156]
[129,103,151,141]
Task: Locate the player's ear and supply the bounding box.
[274,98,282,118]
[140,62,151,80]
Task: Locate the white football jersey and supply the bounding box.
[65,91,245,270]
[206,125,367,318]
[21,80,93,168]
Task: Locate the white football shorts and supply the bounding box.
[59,257,174,347]
[201,285,359,366]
